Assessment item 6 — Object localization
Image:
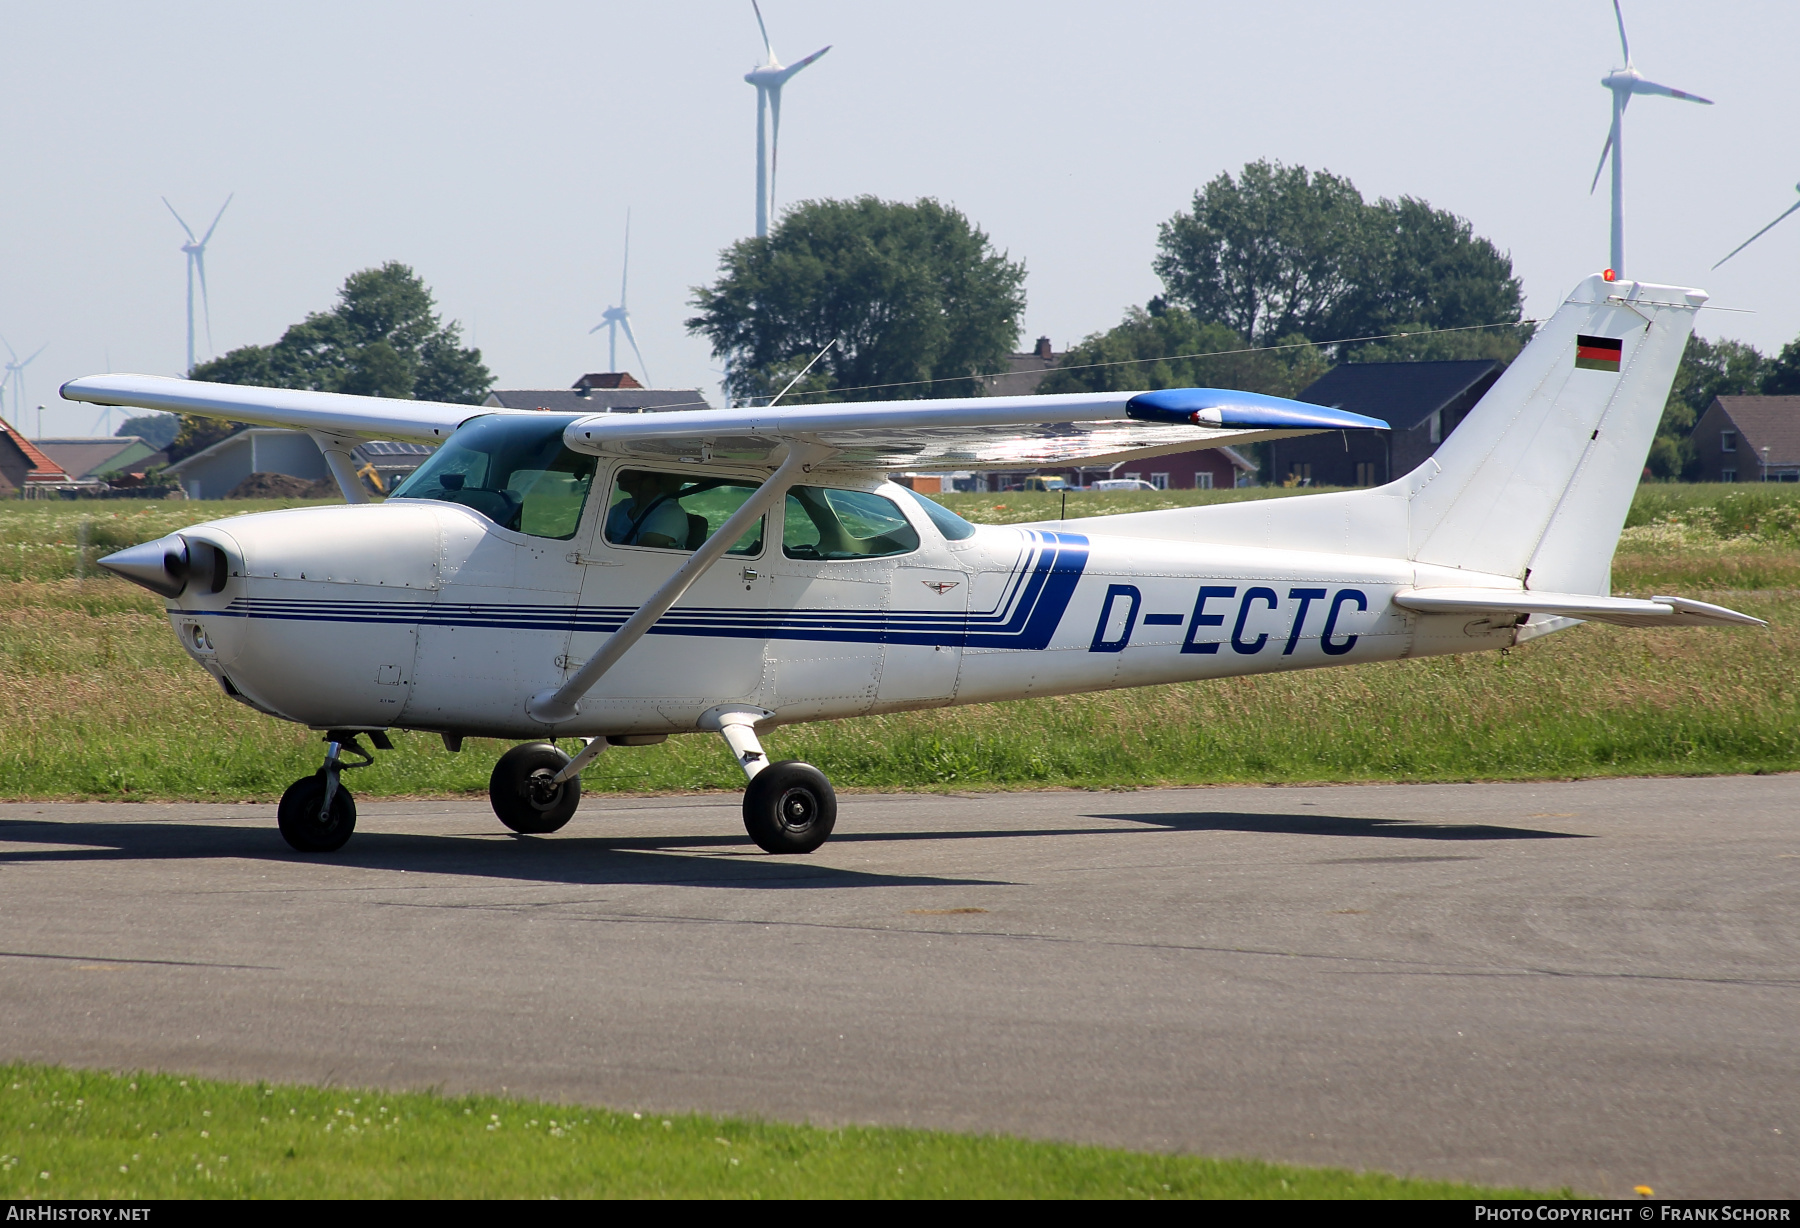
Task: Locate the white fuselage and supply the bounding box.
[161,478,1520,740]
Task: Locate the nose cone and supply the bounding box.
[99,535,188,597]
[99,533,225,598]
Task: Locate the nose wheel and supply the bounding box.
[277,730,386,853]
[489,742,581,834]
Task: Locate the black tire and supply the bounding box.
[489,742,581,834]
[277,772,357,853]
[742,761,837,854]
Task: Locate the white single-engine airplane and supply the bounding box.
[63,273,1761,855]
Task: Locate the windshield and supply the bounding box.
[903,489,978,541]
[389,414,597,540]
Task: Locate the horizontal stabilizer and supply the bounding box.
[1393,588,1765,628]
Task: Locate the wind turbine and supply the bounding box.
[1714,183,1800,269]
[1590,0,1711,278]
[163,194,233,374]
[1,337,46,423]
[590,211,651,384]
[745,1,830,238]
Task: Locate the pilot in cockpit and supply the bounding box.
[605,469,690,549]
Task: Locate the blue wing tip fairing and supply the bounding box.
[1125,388,1389,432]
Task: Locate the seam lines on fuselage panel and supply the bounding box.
[190,531,1090,651]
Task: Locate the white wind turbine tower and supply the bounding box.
[1590,0,1711,277]
[590,211,651,384]
[163,194,233,374]
[745,1,830,238]
[1714,183,1800,269]
[1,337,46,424]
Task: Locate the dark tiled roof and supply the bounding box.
[979,349,1065,398]
[483,388,712,413]
[1712,397,1800,467]
[35,437,159,478]
[1297,359,1501,431]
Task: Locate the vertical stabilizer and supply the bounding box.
[1084,273,1704,598]
[1406,274,1702,593]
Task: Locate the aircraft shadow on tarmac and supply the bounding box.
[0,818,1003,890]
[1087,811,1591,841]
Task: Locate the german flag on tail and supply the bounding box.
[1576,334,1623,372]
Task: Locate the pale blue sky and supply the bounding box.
[4,1,1796,435]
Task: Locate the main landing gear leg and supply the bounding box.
[703,707,836,855]
[277,730,388,853]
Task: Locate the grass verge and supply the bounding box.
[0,488,1794,799]
[0,1064,1548,1199]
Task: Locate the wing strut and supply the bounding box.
[525,443,831,725]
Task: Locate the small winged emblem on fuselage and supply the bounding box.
[923,580,960,595]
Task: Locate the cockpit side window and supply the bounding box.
[783,486,920,560]
[603,469,765,555]
[388,414,596,540]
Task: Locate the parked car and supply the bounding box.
[1016,476,1069,492]
[1089,478,1158,492]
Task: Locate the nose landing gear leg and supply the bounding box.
[703,707,836,855]
[277,730,386,853]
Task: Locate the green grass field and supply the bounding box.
[0,1064,1548,1199]
[0,486,1795,800]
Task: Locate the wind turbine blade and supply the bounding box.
[1612,0,1631,64]
[196,249,213,353]
[1714,194,1800,269]
[770,44,830,86]
[0,335,16,364]
[22,344,46,366]
[620,317,651,387]
[200,192,233,245]
[590,322,608,334]
[620,208,631,308]
[162,197,197,242]
[1627,77,1713,104]
[1589,116,1617,194]
[769,84,783,216]
[751,0,775,63]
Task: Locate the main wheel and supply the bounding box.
[277,772,357,853]
[742,761,837,854]
[489,742,581,834]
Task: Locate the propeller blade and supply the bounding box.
[620,316,651,388]
[200,193,233,246]
[1714,192,1800,269]
[1589,113,1618,194]
[162,197,197,242]
[751,0,775,64]
[1627,76,1712,105]
[1612,0,1631,64]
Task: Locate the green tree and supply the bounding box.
[688,197,1027,404]
[1153,160,1525,355]
[1039,301,1328,401]
[173,263,490,463]
[114,413,179,450]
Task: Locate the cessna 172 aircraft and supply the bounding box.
[62,272,1761,856]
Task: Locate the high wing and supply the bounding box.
[60,374,479,443]
[560,387,1384,471]
[60,375,1385,473]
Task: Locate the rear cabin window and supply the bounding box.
[783,486,920,560]
[603,469,764,555]
[388,414,596,541]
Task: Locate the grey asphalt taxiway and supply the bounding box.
[1,775,1794,1197]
